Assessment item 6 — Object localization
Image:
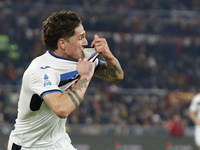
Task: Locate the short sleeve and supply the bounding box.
[29,65,62,98]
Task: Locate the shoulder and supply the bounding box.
[193,93,200,100]
[25,54,56,81]
[190,93,200,104]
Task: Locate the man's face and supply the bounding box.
[63,24,88,60]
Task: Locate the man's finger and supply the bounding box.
[94,34,99,39]
[91,34,99,47]
[78,58,82,62]
[83,58,87,61]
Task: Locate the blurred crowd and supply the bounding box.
[0,1,200,130]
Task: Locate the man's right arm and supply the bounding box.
[43,58,95,118]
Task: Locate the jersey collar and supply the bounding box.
[48,50,77,62]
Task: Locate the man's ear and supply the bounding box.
[58,38,66,50]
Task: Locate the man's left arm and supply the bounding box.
[91,34,124,82]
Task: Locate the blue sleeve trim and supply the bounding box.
[40,90,63,99]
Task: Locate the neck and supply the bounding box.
[51,49,64,57]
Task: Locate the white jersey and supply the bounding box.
[9,48,101,148]
[189,93,200,121]
[189,93,200,146]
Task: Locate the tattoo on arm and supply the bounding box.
[89,64,94,72]
[107,64,117,78]
[114,59,123,74]
[72,78,89,92]
[95,59,123,80]
[71,90,82,103]
[94,63,107,79]
[68,92,78,108]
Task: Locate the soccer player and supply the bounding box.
[7,10,124,150]
[189,93,200,150]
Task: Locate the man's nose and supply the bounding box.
[83,38,88,46]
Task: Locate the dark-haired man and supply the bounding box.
[8,10,123,150]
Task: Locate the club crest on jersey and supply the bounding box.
[43,74,52,87]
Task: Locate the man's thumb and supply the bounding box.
[94,34,99,39]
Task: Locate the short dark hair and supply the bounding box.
[42,10,82,51]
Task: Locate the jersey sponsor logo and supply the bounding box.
[40,66,51,69]
[43,74,52,87]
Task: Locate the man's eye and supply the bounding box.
[79,36,85,40]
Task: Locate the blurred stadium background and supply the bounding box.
[0,0,200,150]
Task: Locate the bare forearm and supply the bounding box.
[61,75,91,113]
[106,57,123,79]
[90,34,124,82]
[43,76,91,118]
[95,57,124,82]
[44,58,95,118]
[68,76,90,107]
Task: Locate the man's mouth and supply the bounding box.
[80,51,85,59]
